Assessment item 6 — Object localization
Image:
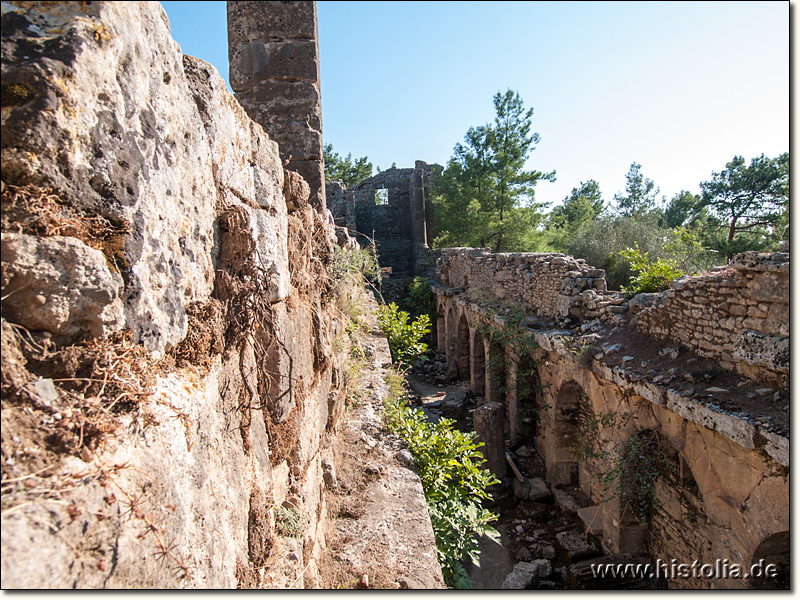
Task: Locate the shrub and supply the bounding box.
[384,392,499,588]
[405,276,436,319]
[377,302,430,367]
[568,215,674,291]
[618,244,683,296]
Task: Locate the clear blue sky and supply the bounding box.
[160,1,788,211]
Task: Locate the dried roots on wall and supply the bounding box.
[0,1,360,589]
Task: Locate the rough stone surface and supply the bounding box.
[733,329,789,373]
[2,1,216,357]
[554,530,602,563]
[228,1,326,210]
[1,233,124,343]
[501,562,539,589]
[473,401,506,480]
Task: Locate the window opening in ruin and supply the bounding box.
[374,187,388,206]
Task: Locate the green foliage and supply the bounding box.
[274,504,303,537]
[542,180,606,253]
[663,226,718,275]
[405,276,436,319]
[661,190,703,229]
[377,303,431,368]
[383,392,499,588]
[323,143,373,187]
[699,152,789,244]
[567,214,673,291]
[572,419,676,524]
[433,90,555,253]
[614,162,663,217]
[618,244,683,296]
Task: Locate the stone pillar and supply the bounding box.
[601,499,648,554]
[228,1,326,211]
[474,402,506,480]
[436,316,446,352]
[505,352,519,443]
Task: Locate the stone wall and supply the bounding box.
[228,1,326,211]
[631,252,789,388]
[435,247,789,387]
[326,161,436,276]
[435,248,608,325]
[0,1,440,589]
[432,242,789,589]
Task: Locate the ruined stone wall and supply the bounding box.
[228,1,326,211]
[435,248,608,325]
[326,161,436,276]
[434,289,789,589]
[0,1,441,589]
[631,252,789,388]
[435,247,789,387]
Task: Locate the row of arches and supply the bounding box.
[435,296,788,589]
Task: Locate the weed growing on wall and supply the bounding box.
[377,303,431,368]
[383,385,499,589]
[572,413,676,524]
[329,245,381,298]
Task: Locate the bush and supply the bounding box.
[618,244,683,296]
[405,276,436,319]
[377,303,430,367]
[384,392,499,588]
[568,215,674,291]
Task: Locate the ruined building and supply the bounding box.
[433,248,788,589]
[0,0,789,591]
[327,161,437,276]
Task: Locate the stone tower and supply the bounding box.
[228,1,326,211]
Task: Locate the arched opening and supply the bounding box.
[516,353,541,443]
[750,532,789,589]
[546,380,590,486]
[456,313,470,382]
[471,329,486,396]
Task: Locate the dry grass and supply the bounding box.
[1,183,130,273]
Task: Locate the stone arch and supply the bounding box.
[470,328,486,396]
[545,380,591,486]
[455,312,470,381]
[749,531,789,589]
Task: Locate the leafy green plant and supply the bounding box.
[618,243,683,296]
[377,303,431,368]
[405,276,436,319]
[571,413,676,524]
[383,391,499,588]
